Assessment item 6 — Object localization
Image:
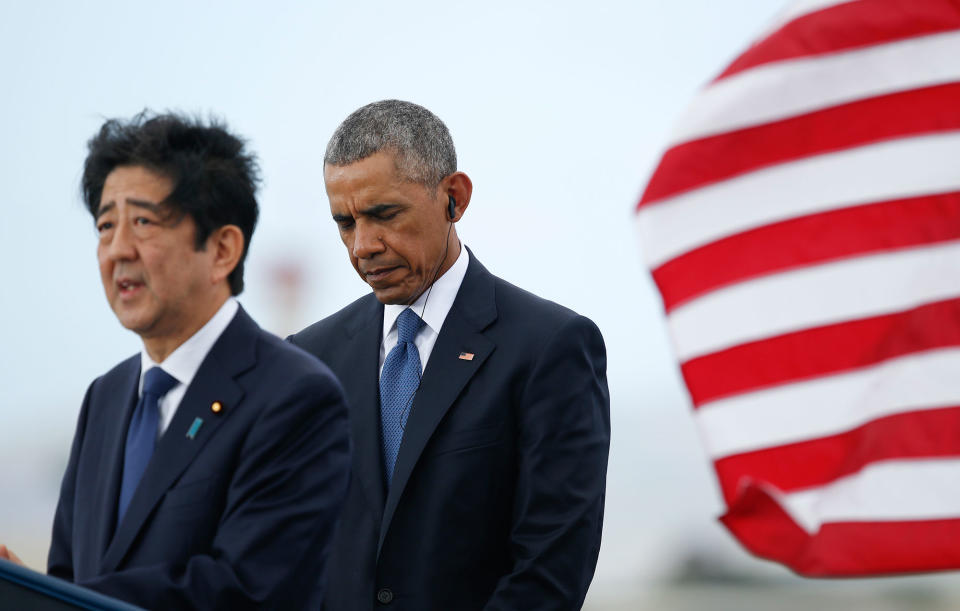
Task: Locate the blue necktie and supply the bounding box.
[118,367,178,522]
[380,308,424,486]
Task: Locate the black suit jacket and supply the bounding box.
[48,306,352,610]
[290,252,610,611]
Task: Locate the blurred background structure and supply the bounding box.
[3,1,960,608]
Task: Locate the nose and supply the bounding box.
[103,220,137,262]
[352,221,384,259]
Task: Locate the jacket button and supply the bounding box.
[376,588,394,605]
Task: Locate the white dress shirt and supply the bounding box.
[380,245,470,377]
[139,297,239,438]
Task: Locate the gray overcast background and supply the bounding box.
[12,1,950,607]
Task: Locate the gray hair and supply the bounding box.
[324,100,457,187]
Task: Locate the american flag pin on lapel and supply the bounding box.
[186,417,204,440]
[458,352,475,361]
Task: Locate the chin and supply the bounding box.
[373,292,401,305]
[118,318,149,334]
[371,288,409,306]
[113,309,154,334]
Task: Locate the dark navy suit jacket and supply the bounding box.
[48,307,351,610]
[290,252,610,611]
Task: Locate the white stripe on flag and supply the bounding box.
[670,239,960,361]
[696,347,960,459]
[636,130,960,268]
[668,29,960,145]
[781,458,960,532]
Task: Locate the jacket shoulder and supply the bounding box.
[288,292,377,347]
[482,272,604,356]
[492,274,588,326]
[88,354,140,392]
[251,323,345,388]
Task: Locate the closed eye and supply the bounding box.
[333,216,355,230]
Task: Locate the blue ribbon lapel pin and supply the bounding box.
[186,417,204,440]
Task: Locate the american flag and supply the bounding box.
[636,0,960,575]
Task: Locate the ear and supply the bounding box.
[443,172,473,222]
[208,224,245,287]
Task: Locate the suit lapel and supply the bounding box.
[340,296,387,517]
[378,254,498,555]
[88,358,139,570]
[101,308,257,573]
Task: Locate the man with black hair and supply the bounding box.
[290,100,610,610]
[0,112,351,609]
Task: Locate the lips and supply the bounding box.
[363,266,401,283]
[116,277,145,298]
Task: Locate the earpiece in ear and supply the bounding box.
[448,195,457,221]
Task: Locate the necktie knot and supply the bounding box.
[396,308,424,344]
[143,367,178,399]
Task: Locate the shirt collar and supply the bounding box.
[139,297,239,394]
[382,244,470,341]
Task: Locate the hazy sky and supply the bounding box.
[1,0,797,591]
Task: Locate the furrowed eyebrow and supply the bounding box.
[96,202,115,219]
[126,198,165,213]
[96,198,166,219]
[360,203,401,217]
[332,203,403,224]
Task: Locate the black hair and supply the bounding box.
[82,110,260,295]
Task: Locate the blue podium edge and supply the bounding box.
[0,559,145,611]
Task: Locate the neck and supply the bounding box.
[408,233,460,306]
[141,291,230,363]
[435,236,461,282]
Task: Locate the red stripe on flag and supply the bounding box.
[718,0,960,81]
[638,83,960,208]
[721,483,960,575]
[683,297,960,407]
[654,192,960,314]
[714,406,960,502]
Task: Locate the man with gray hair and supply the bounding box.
[290,100,610,610]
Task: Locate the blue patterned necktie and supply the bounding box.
[118,366,178,522]
[380,308,424,486]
